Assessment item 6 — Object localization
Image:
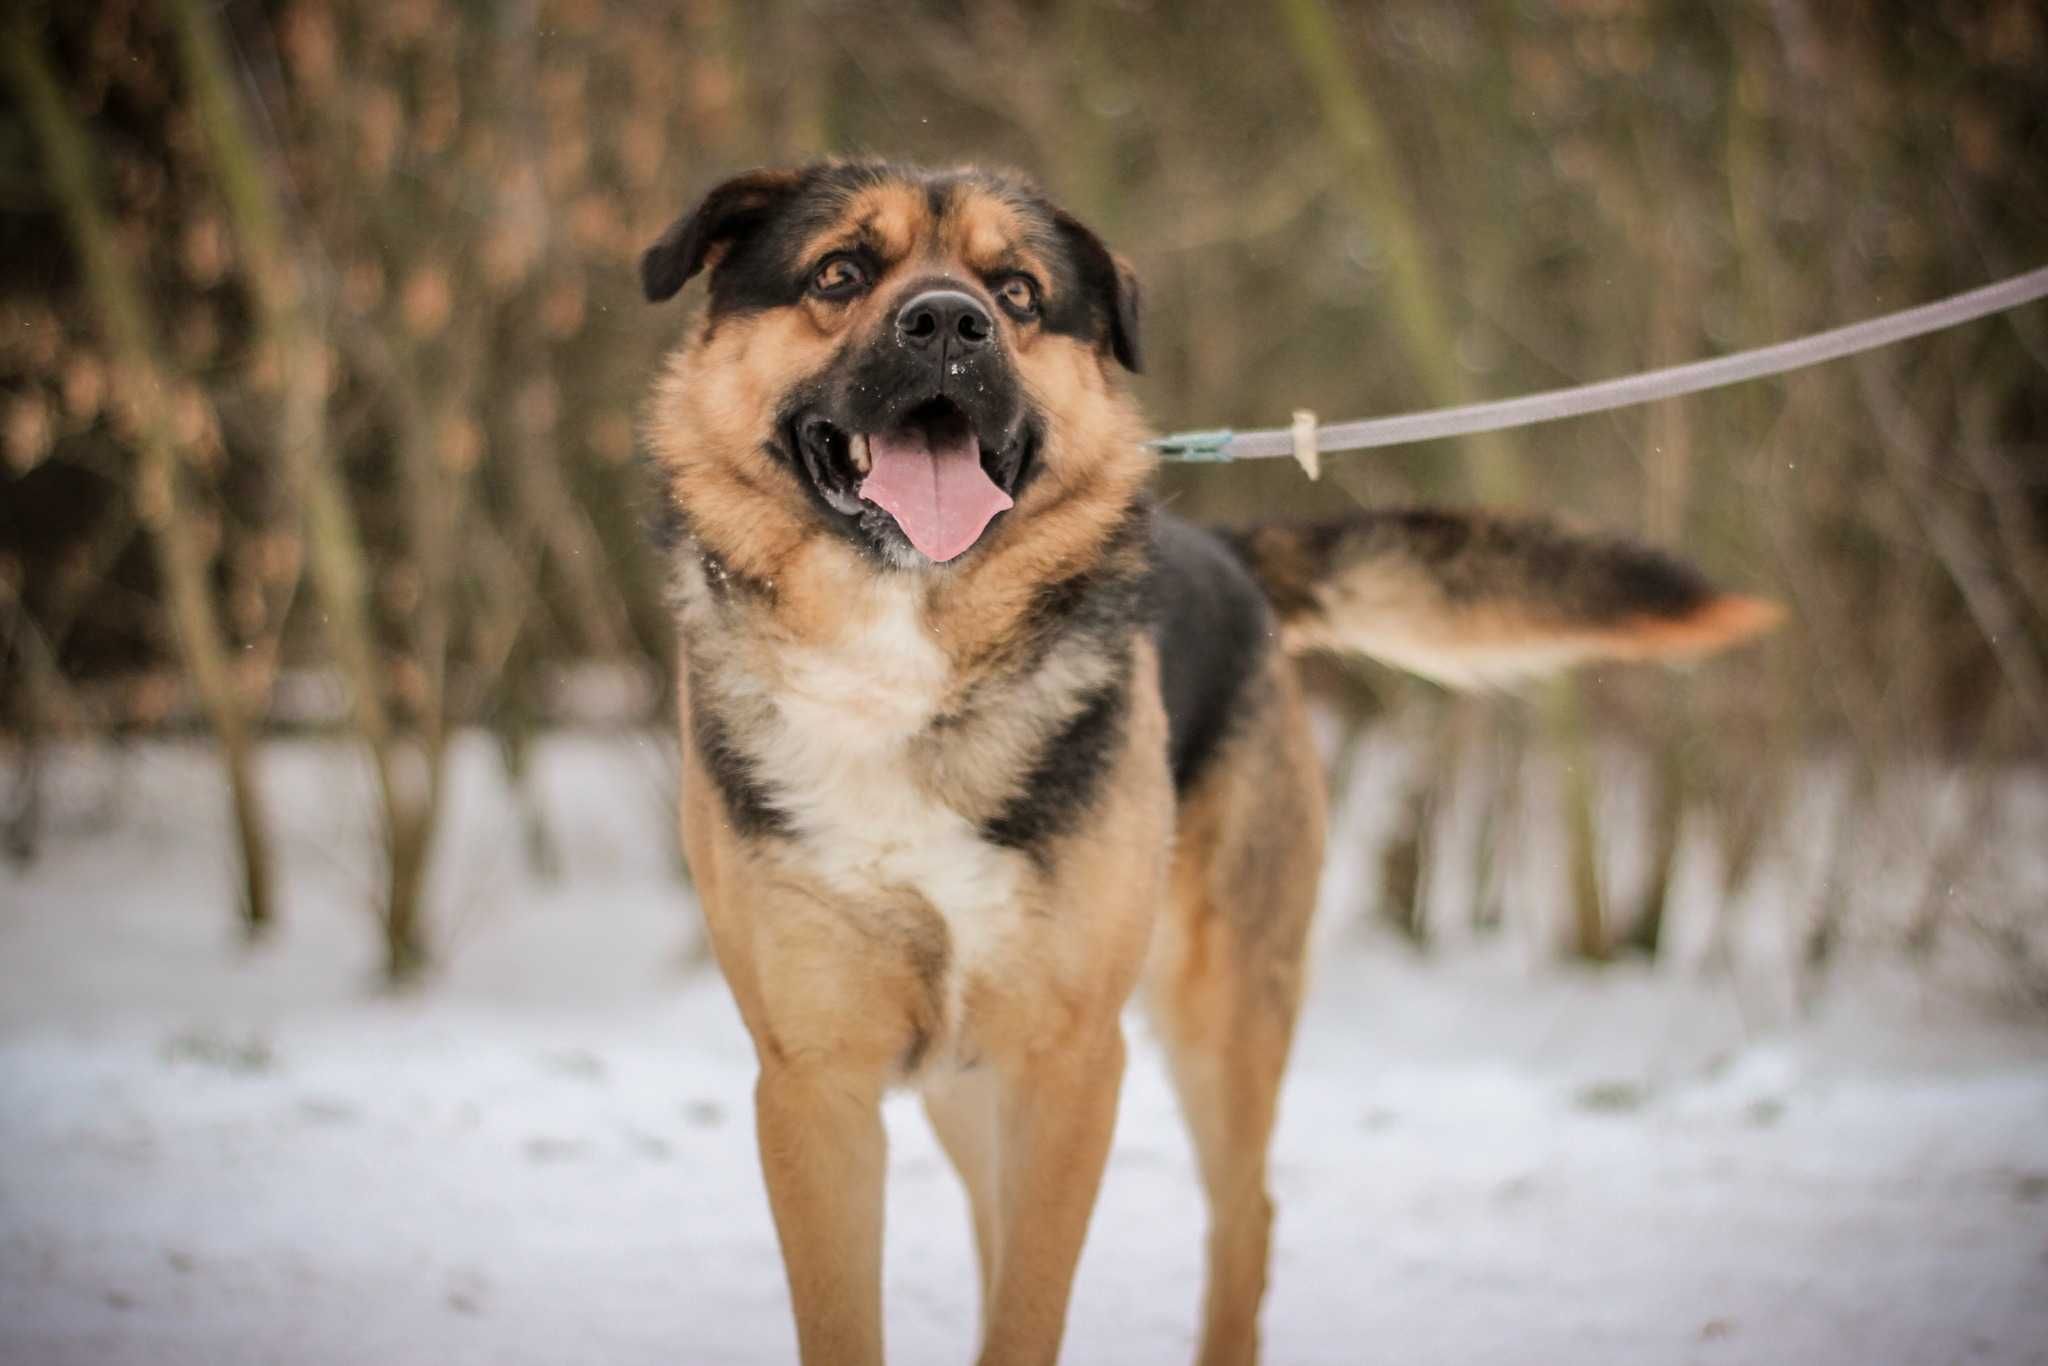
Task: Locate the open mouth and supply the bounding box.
[793,397,1022,564]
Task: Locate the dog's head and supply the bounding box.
[642,161,1146,569]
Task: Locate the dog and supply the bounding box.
[639,159,1777,1366]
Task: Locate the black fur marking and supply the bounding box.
[935,502,1150,726]
[1224,511,1716,628]
[1049,209,1141,372]
[898,913,948,1075]
[1354,511,1714,621]
[907,919,949,1003]
[1216,521,1346,619]
[1150,514,1276,792]
[641,169,803,305]
[645,161,1139,375]
[980,660,1133,856]
[688,694,790,836]
[694,538,775,605]
[643,473,687,557]
[900,1026,931,1075]
[644,486,775,605]
[1016,503,1152,662]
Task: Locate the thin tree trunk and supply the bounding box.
[1624,727,1686,959]
[1547,683,1608,961]
[333,302,479,984]
[1376,706,1453,949]
[1271,0,1517,494]
[165,0,443,978]
[2,611,58,867]
[8,20,277,934]
[1628,185,1704,962]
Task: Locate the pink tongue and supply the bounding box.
[858,424,1013,563]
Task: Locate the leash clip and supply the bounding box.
[1148,428,1236,462]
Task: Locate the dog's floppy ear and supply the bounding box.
[641,168,801,303]
[1053,209,1142,373]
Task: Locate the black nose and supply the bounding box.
[896,289,992,353]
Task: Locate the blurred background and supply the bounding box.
[4,3,2048,1363]
[5,0,2043,994]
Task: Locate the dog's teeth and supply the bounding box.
[851,433,872,474]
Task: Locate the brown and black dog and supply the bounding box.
[640,159,1776,1366]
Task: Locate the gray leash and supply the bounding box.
[1150,264,2048,469]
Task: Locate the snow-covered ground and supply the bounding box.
[3,737,2045,1365]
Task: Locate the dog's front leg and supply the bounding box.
[977,1024,1127,1366]
[755,1060,888,1366]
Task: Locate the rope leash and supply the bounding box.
[1150,265,2048,472]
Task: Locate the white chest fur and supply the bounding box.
[745,583,1023,1010]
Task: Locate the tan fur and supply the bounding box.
[1249,517,1784,690]
[648,166,1777,1366]
[655,177,1171,1364]
[677,640,1173,1365]
[1143,651,1327,1366]
[1284,589,1783,688]
[1598,593,1784,658]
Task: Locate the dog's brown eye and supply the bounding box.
[994,275,1039,319]
[811,255,868,299]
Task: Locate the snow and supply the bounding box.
[3,736,2046,1365]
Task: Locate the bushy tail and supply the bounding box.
[1221,510,1781,689]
